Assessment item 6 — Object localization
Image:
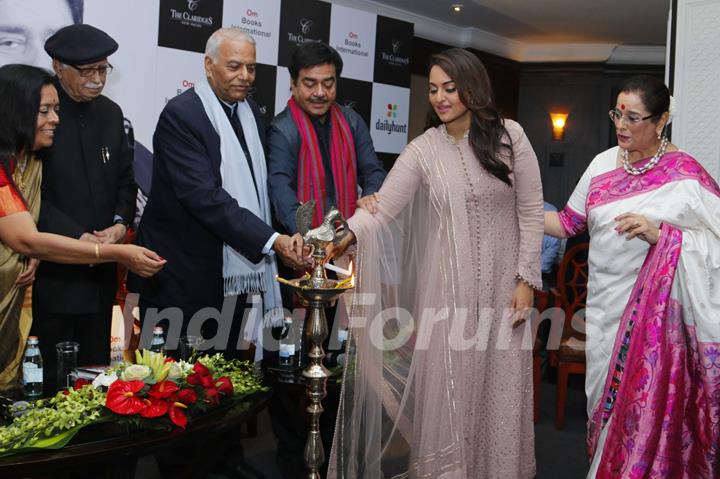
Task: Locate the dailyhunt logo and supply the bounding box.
[376,104,407,135]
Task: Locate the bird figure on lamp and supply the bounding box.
[296,201,349,287]
[296,201,349,250]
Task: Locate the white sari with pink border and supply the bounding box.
[558,147,720,478]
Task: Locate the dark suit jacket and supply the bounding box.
[267,105,386,234]
[35,78,137,314]
[128,88,275,316]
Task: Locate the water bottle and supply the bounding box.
[336,329,349,367]
[149,326,165,354]
[23,336,43,398]
[325,328,348,368]
[279,318,296,367]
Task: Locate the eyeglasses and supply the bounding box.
[608,108,654,125]
[67,63,113,77]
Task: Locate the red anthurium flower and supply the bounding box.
[177,388,198,405]
[187,362,211,385]
[215,376,233,396]
[163,357,175,363]
[148,380,179,399]
[74,378,92,390]
[140,397,168,418]
[192,362,210,376]
[106,380,145,415]
[168,401,188,428]
[204,387,219,406]
[186,373,201,386]
[200,374,214,389]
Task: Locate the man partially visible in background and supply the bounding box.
[0,0,83,70]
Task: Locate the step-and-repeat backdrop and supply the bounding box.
[84,0,413,161]
[2,0,412,362]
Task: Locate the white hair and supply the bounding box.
[205,28,255,63]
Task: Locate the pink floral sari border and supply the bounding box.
[586,152,720,214]
[557,206,587,237]
[587,224,720,478]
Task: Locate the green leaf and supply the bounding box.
[0,425,82,457]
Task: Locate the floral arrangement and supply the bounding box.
[0,386,106,455]
[0,350,267,457]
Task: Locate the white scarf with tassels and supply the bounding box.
[195,77,284,329]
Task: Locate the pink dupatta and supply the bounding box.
[587,222,720,478]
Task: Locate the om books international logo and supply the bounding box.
[164,79,195,104]
[233,8,272,40]
[336,31,369,58]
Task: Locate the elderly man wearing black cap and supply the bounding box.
[31,24,137,390]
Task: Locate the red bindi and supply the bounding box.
[620,104,625,110]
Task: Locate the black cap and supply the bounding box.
[44,24,118,65]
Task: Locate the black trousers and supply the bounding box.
[138,294,255,361]
[30,302,114,393]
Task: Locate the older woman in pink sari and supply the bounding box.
[545,75,720,478]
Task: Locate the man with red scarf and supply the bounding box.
[267,42,386,234]
[266,42,386,477]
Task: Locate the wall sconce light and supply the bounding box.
[549,113,568,141]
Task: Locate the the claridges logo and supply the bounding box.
[392,39,401,54]
[342,99,357,110]
[381,39,410,67]
[300,18,313,35]
[287,18,320,45]
[170,0,214,27]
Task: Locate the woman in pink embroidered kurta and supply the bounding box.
[327,49,543,478]
[546,76,720,478]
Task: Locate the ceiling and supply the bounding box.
[330,0,672,63]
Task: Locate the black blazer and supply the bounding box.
[128,89,275,316]
[35,78,137,314]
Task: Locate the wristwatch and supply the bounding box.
[113,215,128,228]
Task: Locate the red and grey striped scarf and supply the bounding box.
[288,97,357,227]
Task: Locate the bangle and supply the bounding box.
[94,243,100,260]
